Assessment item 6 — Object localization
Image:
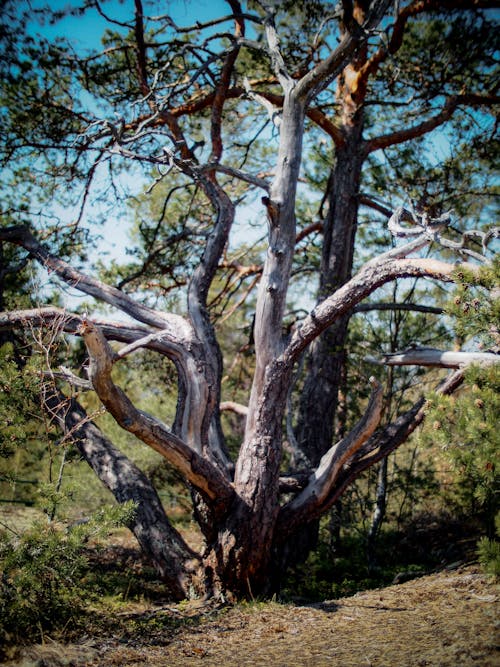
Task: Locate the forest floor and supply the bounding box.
[4,563,498,667]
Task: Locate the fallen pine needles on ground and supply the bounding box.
[4,565,498,667]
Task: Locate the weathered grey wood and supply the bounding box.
[1,0,495,600]
[280,378,383,525]
[0,226,174,329]
[379,347,499,368]
[81,319,234,507]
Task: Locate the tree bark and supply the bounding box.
[367,455,388,572]
[44,388,201,599]
[296,133,365,466]
[204,9,312,596]
[380,347,499,368]
[292,8,369,564]
[296,0,374,460]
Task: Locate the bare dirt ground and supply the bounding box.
[6,564,498,667]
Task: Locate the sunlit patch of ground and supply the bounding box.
[6,565,498,667]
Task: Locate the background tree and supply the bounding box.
[289,0,499,560]
[0,0,498,599]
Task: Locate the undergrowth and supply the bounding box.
[281,512,482,602]
[477,512,500,577]
[0,503,136,655]
[0,507,492,659]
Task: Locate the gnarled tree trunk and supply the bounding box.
[1,0,495,603]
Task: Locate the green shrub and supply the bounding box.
[0,502,136,650]
[477,513,500,578]
[477,537,500,577]
[0,522,89,647]
[419,364,499,532]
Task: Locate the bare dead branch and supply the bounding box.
[1,304,232,477]
[376,346,499,368]
[244,77,282,127]
[220,401,248,416]
[210,162,271,191]
[115,330,175,360]
[354,302,443,315]
[261,7,294,91]
[0,307,194,359]
[388,207,499,263]
[387,206,452,238]
[51,366,92,390]
[435,227,500,263]
[0,307,82,334]
[278,367,466,536]
[330,367,467,503]
[0,225,182,330]
[284,234,467,364]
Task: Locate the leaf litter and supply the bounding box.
[5,565,498,667]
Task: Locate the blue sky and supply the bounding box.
[27,1,237,49]
[17,1,265,311]
[13,1,497,313]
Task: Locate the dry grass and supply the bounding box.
[5,565,498,667]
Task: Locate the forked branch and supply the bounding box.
[80,319,234,507]
[284,240,462,364]
[284,207,489,365]
[278,369,466,537]
[331,368,467,506]
[279,378,384,526]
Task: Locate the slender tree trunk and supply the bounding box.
[290,140,365,571]
[367,455,388,572]
[297,0,369,462]
[283,148,363,567]
[290,19,369,567]
[297,133,364,465]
